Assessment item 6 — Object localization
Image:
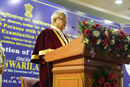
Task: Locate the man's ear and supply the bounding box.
[53,18,56,22]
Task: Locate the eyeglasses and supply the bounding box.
[56,17,68,22]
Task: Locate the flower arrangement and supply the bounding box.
[93,65,118,87]
[75,19,130,60]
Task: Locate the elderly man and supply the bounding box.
[30,11,69,87]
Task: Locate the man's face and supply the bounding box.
[55,12,67,31]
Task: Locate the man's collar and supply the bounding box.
[51,25,62,33]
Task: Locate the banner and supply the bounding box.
[0,0,120,87]
[120,24,130,87]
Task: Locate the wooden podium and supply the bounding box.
[45,35,129,87]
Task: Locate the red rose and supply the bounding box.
[90,37,97,46]
[113,73,116,78]
[117,44,122,50]
[95,23,100,27]
[104,82,111,87]
[95,23,100,29]
[92,25,96,30]
[103,39,108,46]
[114,79,118,84]
[81,20,88,25]
[119,36,123,40]
[95,24,100,30]
[111,81,116,87]
[98,77,105,84]
[97,86,100,87]
[120,31,126,37]
[84,28,90,37]
[108,73,114,80]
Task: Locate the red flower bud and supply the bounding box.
[95,23,100,27]
[117,44,122,50]
[120,31,126,37]
[81,20,88,25]
[92,25,96,29]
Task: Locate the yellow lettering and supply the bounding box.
[41,27,45,30]
[11,37,24,42]
[36,36,38,39]
[0,12,24,21]
[34,64,39,71]
[2,29,6,33]
[1,18,6,22]
[26,62,30,69]
[33,41,36,44]
[25,29,36,34]
[24,18,30,22]
[37,31,41,34]
[8,60,17,68]
[3,23,7,27]
[16,42,34,48]
[24,39,32,43]
[3,23,24,31]
[32,20,51,27]
[1,29,34,39]
[72,35,78,38]
[34,26,40,29]
[1,40,15,45]
[6,60,39,71]
[67,34,71,36]
[29,63,33,70]
[16,62,21,69]
[7,19,22,26]
[22,62,27,69]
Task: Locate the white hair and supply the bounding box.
[51,11,67,24]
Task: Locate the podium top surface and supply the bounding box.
[45,35,129,64]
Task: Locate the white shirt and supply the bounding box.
[51,25,68,44]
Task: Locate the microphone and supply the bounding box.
[72,26,75,28]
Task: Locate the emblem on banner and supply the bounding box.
[24,3,33,18]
